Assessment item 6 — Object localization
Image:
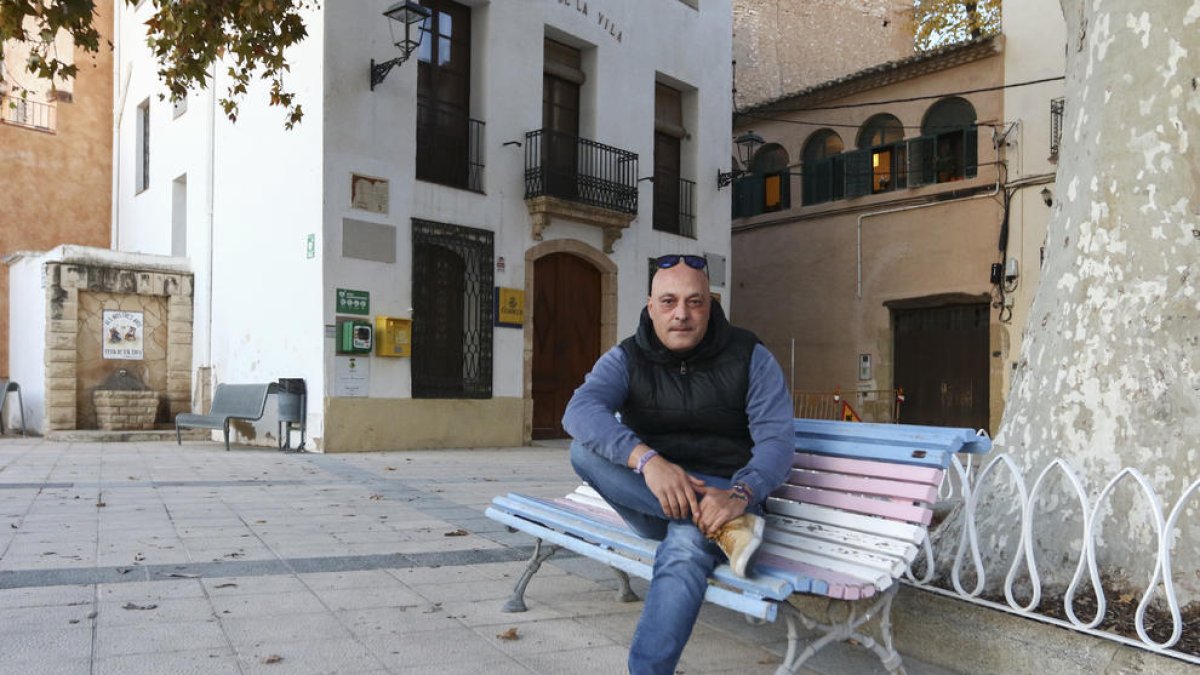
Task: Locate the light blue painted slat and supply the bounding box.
[494,494,794,600]
[485,507,779,622]
[795,438,951,469]
[794,419,992,455]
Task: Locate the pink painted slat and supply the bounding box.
[786,469,939,503]
[551,497,628,528]
[792,453,943,486]
[772,485,932,525]
[756,551,878,600]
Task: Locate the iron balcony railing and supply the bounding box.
[1,94,55,132]
[416,101,484,192]
[653,176,696,238]
[524,128,638,214]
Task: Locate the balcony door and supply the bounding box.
[542,39,581,201]
[417,0,471,189]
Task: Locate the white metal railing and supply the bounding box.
[905,448,1200,664]
[1,94,56,132]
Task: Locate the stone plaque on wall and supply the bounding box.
[102,310,144,360]
[351,174,389,214]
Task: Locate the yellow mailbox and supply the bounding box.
[375,316,412,357]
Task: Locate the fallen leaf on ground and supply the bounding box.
[214,583,237,589]
[444,529,469,537]
[497,627,520,641]
[384,466,396,471]
[369,494,383,500]
[95,501,106,508]
[263,654,283,664]
[121,603,158,611]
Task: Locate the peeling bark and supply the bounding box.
[970,0,1200,605]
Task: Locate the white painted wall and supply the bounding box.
[116,0,733,447]
[5,254,46,434]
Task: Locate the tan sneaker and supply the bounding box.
[710,513,765,577]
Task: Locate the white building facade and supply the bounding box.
[112,0,734,451]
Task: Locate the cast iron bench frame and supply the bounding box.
[485,419,991,674]
[175,382,276,451]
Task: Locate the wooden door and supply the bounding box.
[893,303,990,432]
[532,254,600,439]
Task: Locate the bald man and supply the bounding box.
[563,254,793,675]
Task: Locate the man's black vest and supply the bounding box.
[619,301,759,477]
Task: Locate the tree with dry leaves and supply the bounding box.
[0,0,316,127]
[912,0,1001,50]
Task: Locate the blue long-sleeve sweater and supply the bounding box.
[562,343,794,504]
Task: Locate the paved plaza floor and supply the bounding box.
[0,436,957,675]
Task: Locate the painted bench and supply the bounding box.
[175,383,277,451]
[485,419,991,674]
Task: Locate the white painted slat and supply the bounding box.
[765,498,926,544]
[765,514,916,561]
[758,541,893,591]
[760,528,907,577]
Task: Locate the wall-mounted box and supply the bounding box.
[336,318,373,354]
[375,316,412,357]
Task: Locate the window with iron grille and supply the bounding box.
[1049,97,1064,161]
[653,82,694,237]
[411,220,494,399]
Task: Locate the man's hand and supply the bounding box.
[641,456,705,520]
[694,486,748,538]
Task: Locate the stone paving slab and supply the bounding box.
[0,436,963,674]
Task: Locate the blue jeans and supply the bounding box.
[570,440,750,675]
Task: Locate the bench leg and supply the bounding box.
[176,423,182,445]
[502,538,561,613]
[223,424,231,452]
[612,568,639,603]
[775,585,904,675]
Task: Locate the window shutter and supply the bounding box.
[964,126,979,178]
[734,174,765,217]
[907,136,935,187]
[831,156,846,201]
[780,170,792,209]
[844,149,871,198]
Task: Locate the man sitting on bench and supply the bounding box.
[563,254,794,675]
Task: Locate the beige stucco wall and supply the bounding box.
[0,0,113,378]
[321,397,526,452]
[733,0,913,109]
[730,45,1008,432]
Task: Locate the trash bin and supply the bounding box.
[277,378,306,450]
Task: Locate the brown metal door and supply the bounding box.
[893,303,990,432]
[532,253,600,439]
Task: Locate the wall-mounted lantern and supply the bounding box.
[370,1,432,91]
[717,131,766,189]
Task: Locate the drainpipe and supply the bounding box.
[111,18,132,251]
[205,63,217,369]
[856,179,1001,299]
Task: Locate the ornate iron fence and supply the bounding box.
[907,448,1200,665]
[524,128,638,214]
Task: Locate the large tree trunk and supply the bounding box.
[973,0,1199,606]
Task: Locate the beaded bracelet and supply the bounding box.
[633,449,658,474]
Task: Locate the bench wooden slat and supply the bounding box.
[755,552,878,601]
[765,498,927,543]
[794,418,990,455]
[791,454,944,485]
[765,514,917,560]
[760,529,908,579]
[786,468,940,503]
[496,494,794,601]
[795,437,952,469]
[772,485,933,525]
[757,542,892,590]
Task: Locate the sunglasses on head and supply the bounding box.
[654,254,707,270]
